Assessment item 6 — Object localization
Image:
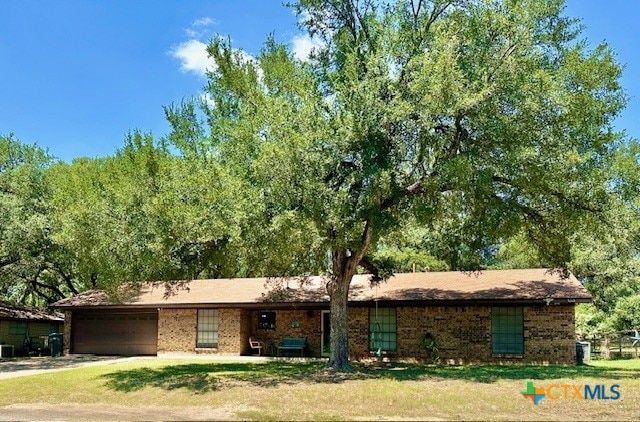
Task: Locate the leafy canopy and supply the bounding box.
[166,0,626,279]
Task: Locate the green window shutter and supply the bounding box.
[491,307,524,354]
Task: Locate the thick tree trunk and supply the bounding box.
[326,246,363,371]
[327,270,353,371]
[326,223,373,371]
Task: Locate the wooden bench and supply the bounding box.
[277,337,307,357]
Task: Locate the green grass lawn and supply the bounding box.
[1,358,639,420]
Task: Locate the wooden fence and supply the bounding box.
[577,331,640,359]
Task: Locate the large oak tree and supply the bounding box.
[167,0,627,370]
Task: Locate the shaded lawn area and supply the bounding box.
[98,359,640,393]
[1,358,639,420]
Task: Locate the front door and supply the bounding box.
[321,310,330,356]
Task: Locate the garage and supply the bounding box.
[72,311,158,355]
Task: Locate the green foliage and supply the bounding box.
[576,296,640,336]
[575,303,608,337]
[188,0,626,276]
[609,295,640,331]
[373,247,449,274]
[2,130,262,303]
[173,0,628,368]
[569,201,640,313]
[0,2,636,370]
[47,131,254,292]
[491,232,543,270]
[0,133,56,305]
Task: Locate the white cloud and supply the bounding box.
[185,17,217,38]
[170,16,262,81]
[169,39,215,76]
[199,92,215,107]
[291,33,323,62]
[169,39,262,81]
[193,17,216,27]
[291,10,324,62]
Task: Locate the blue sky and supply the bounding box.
[0,0,638,162]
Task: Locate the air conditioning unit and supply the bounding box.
[0,345,15,358]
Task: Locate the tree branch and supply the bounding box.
[0,256,19,269]
[411,0,424,27]
[33,278,66,301]
[486,42,519,84]
[53,263,79,295]
[27,266,58,302]
[352,0,373,48]
[357,219,373,257]
[359,254,388,283]
[405,179,453,197]
[425,1,454,34]
[492,175,605,214]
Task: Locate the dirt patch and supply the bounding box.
[0,403,242,421]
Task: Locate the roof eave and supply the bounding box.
[54,295,591,310]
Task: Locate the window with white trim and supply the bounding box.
[197,309,219,348]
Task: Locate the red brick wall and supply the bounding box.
[250,309,323,355]
[523,305,576,364]
[247,308,373,358]
[348,307,369,359]
[218,308,247,354]
[151,303,578,364]
[396,306,491,363]
[63,310,72,355]
[395,305,576,364]
[239,309,252,355]
[157,308,196,353]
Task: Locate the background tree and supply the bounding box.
[493,135,640,332]
[371,223,449,275]
[47,131,253,294]
[164,0,627,370]
[0,134,59,305]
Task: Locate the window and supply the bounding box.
[197,309,219,348]
[9,321,27,336]
[258,311,276,330]
[369,308,397,352]
[492,307,524,354]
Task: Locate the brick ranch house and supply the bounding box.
[1,301,64,356]
[52,268,591,364]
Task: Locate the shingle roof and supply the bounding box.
[0,301,64,322]
[52,268,591,309]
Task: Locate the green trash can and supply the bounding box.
[49,333,63,357]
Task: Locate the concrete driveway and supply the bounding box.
[0,355,136,380]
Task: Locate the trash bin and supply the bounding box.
[579,341,591,363]
[576,341,591,365]
[49,333,63,357]
[576,342,584,365]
